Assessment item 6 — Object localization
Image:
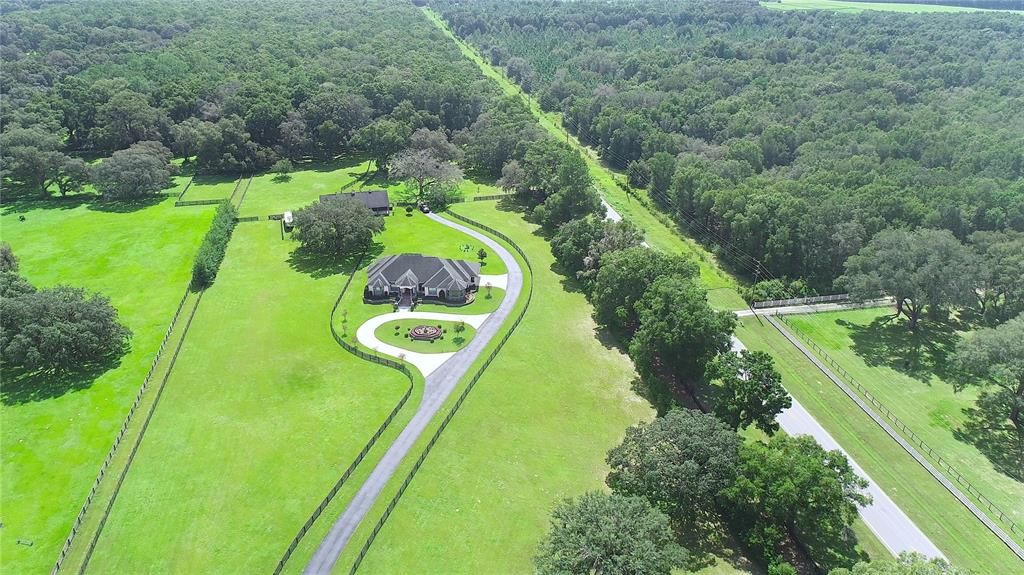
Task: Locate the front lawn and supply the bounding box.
[376,319,476,353]
[82,221,412,573]
[0,192,212,574]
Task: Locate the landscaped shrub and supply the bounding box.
[191,201,238,288]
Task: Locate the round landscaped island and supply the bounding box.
[375,318,476,353]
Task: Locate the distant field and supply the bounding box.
[0,186,212,574]
[83,221,411,573]
[785,309,1024,532]
[238,158,372,218]
[761,0,1024,13]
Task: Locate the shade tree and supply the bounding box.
[92,141,175,200]
[534,492,688,575]
[705,350,791,435]
[605,408,741,520]
[293,197,384,256]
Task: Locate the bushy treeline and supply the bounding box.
[433,0,1024,290]
[1,0,499,186]
[191,201,238,289]
[848,0,1022,9]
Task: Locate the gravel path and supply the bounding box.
[303,212,524,574]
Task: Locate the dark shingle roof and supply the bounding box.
[367,254,480,291]
[320,190,390,211]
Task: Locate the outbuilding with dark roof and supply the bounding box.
[320,190,391,216]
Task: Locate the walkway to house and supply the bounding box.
[355,311,491,376]
[303,212,524,574]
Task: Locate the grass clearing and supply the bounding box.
[81,221,412,573]
[761,0,1023,13]
[737,317,1023,573]
[784,308,1024,529]
[238,158,373,218]
[181,174,241,202]
[375,319,476,353]
[0,191,212,574]
[322,201,761,575]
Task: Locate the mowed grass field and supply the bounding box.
[785,309,1024,528]
[180,174,241,202]
[322,201,760,575]
[737,317,1023,573]
[761,0,1023,13]
[81,220,411,573]
[0,185,212,574]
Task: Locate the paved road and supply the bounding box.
[730,336,946,559]
[303,212,524,574]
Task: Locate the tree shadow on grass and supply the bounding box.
[954,390,1024,481]
[87,194,168,213]
[842,316,960,384]
[0,183,96,215]
[1,357,123,405]
[287,242,383,280]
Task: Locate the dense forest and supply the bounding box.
[433,0,1024,291]
[0,0,539,185]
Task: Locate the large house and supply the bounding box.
[365,254,480,305]
[320,190,391,216]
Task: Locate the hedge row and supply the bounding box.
[191,201,238,288]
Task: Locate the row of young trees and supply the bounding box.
[432,0,1024,291]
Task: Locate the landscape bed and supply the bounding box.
[375,319,476,353]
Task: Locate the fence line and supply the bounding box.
[348,210,534,574]
[770,313,1024,555]
[175,176,195,201]
[234,216,260,223]
[753,293,851,309]
[234,175,254,210]
[76,291,207,574]
[471,193,514,202]
[226,175,244,205]
[50,284,195,575]
[272,254,416,575]
[174,198,223,207]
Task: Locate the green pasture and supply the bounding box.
[82,221,411,573]
[0,188,212,574]
[180,174,241,202]
[376,319,476,353]
[761,0,1023,13]
[737,317,1023,574]
[238,158,373,218]
[785,309,1024,529]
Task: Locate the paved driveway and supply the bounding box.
[303,212,525,574]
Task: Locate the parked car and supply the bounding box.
[419,203,430,213]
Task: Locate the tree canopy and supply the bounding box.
[293,197,384,256]
[534,491,689,575]
[606,408,741,520]
[706,350,791,435]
